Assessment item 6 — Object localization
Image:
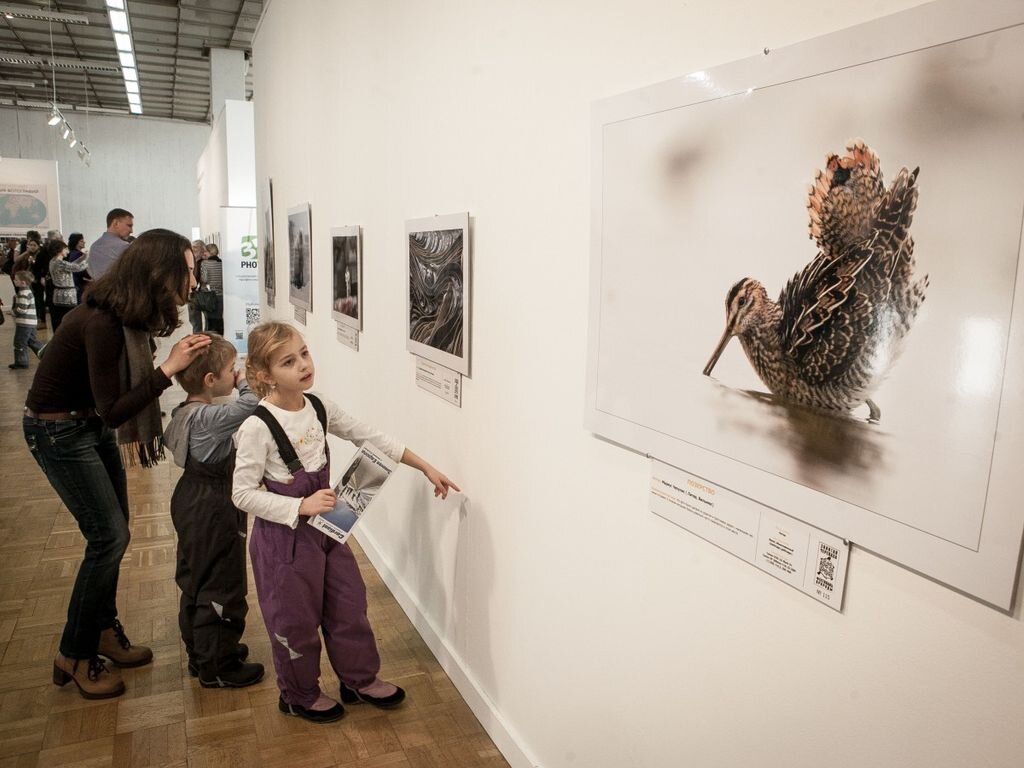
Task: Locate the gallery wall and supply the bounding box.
[0,108,208,243]
[252,2,1024,767]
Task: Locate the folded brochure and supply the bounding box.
[307,443,397,543]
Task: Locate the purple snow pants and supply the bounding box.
[250,458,381,707]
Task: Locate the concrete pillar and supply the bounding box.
[209,48,246,121]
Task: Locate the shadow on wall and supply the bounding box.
[394,484,500,703]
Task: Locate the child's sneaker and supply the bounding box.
[339,678,406,709]
[278,694,344,723]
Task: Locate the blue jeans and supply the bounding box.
[23,416,130,659]
[13,324,44,366]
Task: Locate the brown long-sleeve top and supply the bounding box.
[25,304,172,429]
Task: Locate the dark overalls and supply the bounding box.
[170,404,248,678]
[250,394,381,708]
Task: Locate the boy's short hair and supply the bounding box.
[13,270,33,286]
[174,333,237,395]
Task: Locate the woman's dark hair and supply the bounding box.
[46,239,67,259]
[68,232,85,251]
[85,228,192,336]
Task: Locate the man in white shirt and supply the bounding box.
[88,208,134,278]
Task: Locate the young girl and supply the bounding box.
[232,322,459,723]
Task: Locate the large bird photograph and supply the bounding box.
[591,25,1024,549]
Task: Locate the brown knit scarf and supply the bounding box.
[116,327,165,468]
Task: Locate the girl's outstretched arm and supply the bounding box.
[400,449,461,499]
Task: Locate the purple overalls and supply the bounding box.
[249,396,381,708]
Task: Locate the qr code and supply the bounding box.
[245,306,260,327]
[814,543,838,592]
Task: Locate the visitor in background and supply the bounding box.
[48,239,89,331]
[88,208,134,279]
[188,240,207,333]
[9,270,44,369]
[67,233,90,303]
[198,243,224,335]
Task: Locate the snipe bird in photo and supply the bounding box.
[702,140,928,422]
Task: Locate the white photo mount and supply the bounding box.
[330,225,362,331]
[406,212,471,377]
[287,202,312,312]
[585,0,1024,609]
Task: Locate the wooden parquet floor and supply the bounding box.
[0,317,508,768]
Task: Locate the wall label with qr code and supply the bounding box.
[650,460,849,611]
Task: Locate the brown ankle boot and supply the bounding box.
[98,619,153,668]
[53,653,125,699]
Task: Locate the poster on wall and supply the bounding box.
[221,207,260,355]
[288,203,312,312]
[406,212,471,377]
[263,179,276,308]
[585,0,1024,608]
[331,226,361,331]
[0,159,61,236]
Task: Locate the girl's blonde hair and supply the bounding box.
[246,321,302,396]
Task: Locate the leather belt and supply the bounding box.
[24,407,98,421]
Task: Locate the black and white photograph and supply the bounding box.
[406,212,471,376]
[263,179,276,307]
[288,202,312,311]
[331,225,361,330]
[586,8,1024,607]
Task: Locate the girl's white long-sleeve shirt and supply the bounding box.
[231,395,405,529]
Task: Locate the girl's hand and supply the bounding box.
[159,334,212,377]
[299,489,337,517]
[424,467,460,500]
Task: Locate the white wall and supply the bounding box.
[253,3,1024,767]
[0,108,209,242]
[197,100,257,235]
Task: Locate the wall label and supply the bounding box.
[650,460,849,610]
[415,358,462,407]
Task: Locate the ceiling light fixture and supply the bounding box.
[118,51,134,67]
[122,67,137,81]
[124,81,139,94]
[0,4,89,24]
[108,9,128,33]
[69,135,77,148]
[113,32,131,52]
[106,0,125,9]
[62,124,70,139]
[47,107,61,125]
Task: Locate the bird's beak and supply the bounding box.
[703,327,733,376]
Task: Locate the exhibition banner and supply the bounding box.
[221,206,260,354]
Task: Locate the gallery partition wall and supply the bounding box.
[252,2,1024,767]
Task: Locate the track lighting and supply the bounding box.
[47,107,60,125]
[61,124,70,139]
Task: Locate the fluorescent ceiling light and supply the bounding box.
[69,136,78,148]
[113,32,132,52]
[62,125,70,139]
[108,10,129,33]
[106,0,125,8]
[129,104,142,115]
[122,67,137,81]
[118,51,135,67]
[124,81,139,94]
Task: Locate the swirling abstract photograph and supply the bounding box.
[409,228,464,358]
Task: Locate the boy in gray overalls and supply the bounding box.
[163,333,264,688]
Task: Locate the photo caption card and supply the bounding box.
[650,459,849,610]
[415,358,462,407]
